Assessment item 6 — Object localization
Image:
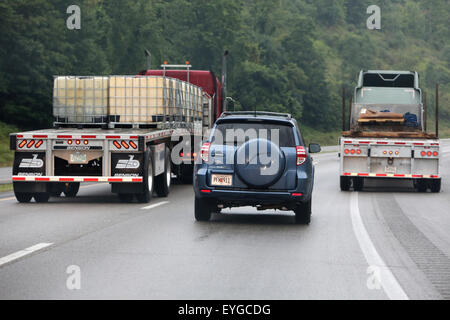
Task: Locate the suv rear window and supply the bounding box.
[211,120,296,147]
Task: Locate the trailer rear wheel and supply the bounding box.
[64,183,80,197]
[15,192,33,203]
[118,193,134,203]
[136,150,154,203]
[340,176,351,191]
[430,179,441,193]
[353,177,364,191]
[415,179,427,192]
[34,193,50,203]
[155,147,171,197]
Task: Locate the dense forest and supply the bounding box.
[0,0,449,139]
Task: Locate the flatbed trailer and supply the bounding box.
[9,126,200,202]
[8,56,230,203]
[339,70,441,192]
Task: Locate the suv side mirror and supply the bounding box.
[309,143,321,153]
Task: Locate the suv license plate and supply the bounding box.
[385,166,397,174]
[70,153,87,163]
[211,174,232,186]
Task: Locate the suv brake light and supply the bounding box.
[200,142,211,162]
[296,146,307,165]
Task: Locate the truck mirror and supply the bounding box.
[309,143,321,153]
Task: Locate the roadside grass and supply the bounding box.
[0,183,13,193]
[300,125,340,146]
[0,122,17,167]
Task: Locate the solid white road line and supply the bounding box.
[141,201,169,210]
[350,192,409,300]
[0,243,53,267]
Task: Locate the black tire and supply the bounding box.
[136,150,154,203]
[340,176,351,191]
[64,183,80,197]
[155,147,171,197]
[118,193,134,203]
[34,193,50,203]
[15,192,33,203]
[353,177,364,191]
[194,197,213,221]
[180,164,193,184]
[430,179,441,193]
[415,179,427,192]
[294,199,312,225]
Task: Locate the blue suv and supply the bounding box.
[193,111,320,224]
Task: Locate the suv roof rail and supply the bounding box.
[220,111,292,119]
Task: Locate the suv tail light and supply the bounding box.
[296,146,307,165]
[200,142,211,162]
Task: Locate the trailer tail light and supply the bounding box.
[18,140,27,148]
[35,140,43,148]
[129,141,137,149]
[68,140,73,145]
[75,140,81,145]
[421,151,426,157]
[121,141,130,149]
[344,149,349,154]
[27,140,35,148]
[113,141,121,149]
[83,140,89,145]
[356,149,361,155]
[296,146,307,165]
[433,151,438,157]
[200,142,211,162]
[427,151,432,157]
[350,149,355,155]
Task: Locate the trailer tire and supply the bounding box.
[180,163,193,184]
[294,199,312,225]
[353,177,364,191]
[64,183,80,197]
[340,176,351,191]
[34,193,50,203]
[155,147,171,197]
[136,150,154,203]
[430,179,441,193]
[118,193,134,203]
[15,192,33,203]
[415,179,427,192]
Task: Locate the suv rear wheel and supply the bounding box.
[195,197,214,221]
[294,199,311,225]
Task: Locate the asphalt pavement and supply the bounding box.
[0,140,449,299]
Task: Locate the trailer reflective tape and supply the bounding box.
[33,135,47,138]
[394,142,406,145]
[106,136,121,139]
[81,135,96,139]
[377,142,388,144]
[57,135,72,139]
[11,176,144,182]
[35,177,50,181]
[359,141,370,144]
[413,143,424,146]
[412,175,423,178]
[376,174,387,177]
[358,173,369,176]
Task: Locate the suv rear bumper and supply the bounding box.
[194,168,312,207]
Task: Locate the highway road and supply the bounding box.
[0,140,449,299]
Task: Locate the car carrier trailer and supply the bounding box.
[339,70,441,192]
[9,56,229,203]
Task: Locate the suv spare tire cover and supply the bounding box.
[234,138,285,188]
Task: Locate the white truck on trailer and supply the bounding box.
[9,63,221,203]
[339,70,441,192]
